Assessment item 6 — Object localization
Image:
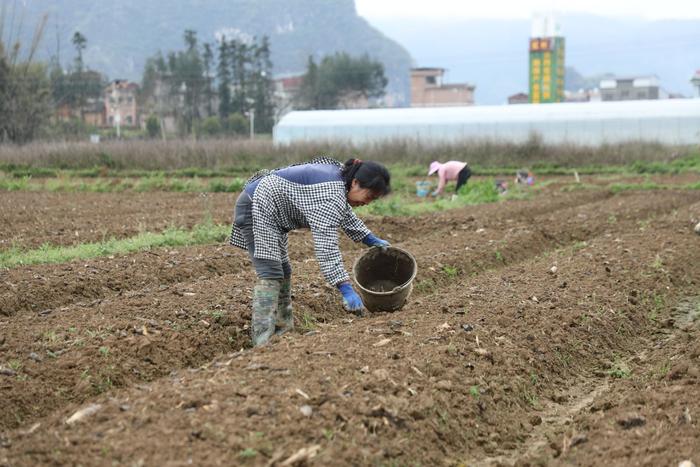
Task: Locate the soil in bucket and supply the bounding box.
[353,247,417,312]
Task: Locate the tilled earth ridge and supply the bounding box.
[0,189,697,465]
[469,204,700,466]
[2,186,687,317]
[2,172,697,252]
[0,188,617,429]
[2,189,697,432]
[0,186,613,317]
[0,192,235,251]
[553,296,700,466]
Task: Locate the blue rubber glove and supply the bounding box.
[337,281,364,314]
[362,233,390,249]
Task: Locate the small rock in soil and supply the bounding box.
[280,444,321,466]
[668,363,689,380]
[679,407,692,425]
[530,415,543,426]
[617,414,646,429]
[28,352,42,362]
[695,222,700,235]
[65,403,102,425]
[299,405,313,417]
[461,324,474,332]
[436,380,452,390]
[570,433,588,447]
[679,461,696,467]
[0,367,16,377]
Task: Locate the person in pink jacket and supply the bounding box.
[428,161,472,196]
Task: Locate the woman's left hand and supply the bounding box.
[362,233,390,249]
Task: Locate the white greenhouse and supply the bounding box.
[273,99,700,146]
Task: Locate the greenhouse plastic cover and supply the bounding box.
[273,99,700,146]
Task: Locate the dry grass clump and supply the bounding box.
[0,137,691,171]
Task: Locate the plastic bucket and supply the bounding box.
[353,246,417,312]
[416,181,431,197]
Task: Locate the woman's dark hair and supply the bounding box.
[341,158,391,196]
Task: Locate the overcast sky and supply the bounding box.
[355,0,700,21]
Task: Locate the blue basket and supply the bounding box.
[415,181,432,197]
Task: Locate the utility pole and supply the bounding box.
[114,112,121,139]
[245,96,256,140]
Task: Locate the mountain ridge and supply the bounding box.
[16,0,413,105]
[13,4,699,106]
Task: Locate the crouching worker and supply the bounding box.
[428,160,471,196]
[230,157,391,346]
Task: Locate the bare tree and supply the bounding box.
[0,8,51,143]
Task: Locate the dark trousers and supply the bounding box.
[455,166,472,192]
[234,191,292,279]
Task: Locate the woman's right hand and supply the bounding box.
[337,281,364,315]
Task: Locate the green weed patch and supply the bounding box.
[357,179,523,217]
[0,222,230,269]
[609,181,700,193]
[0,176,246,193]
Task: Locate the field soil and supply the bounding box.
[0,191,233,251]
[1,176,700,466]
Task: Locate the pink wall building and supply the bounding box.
[104,79,140,127]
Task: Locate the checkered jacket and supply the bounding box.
[230,157,371,285]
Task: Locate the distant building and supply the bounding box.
[691,70,700,98]
[273,73,305,119]
[55,98,105,126]
[410,68,475,107]
[55,103,76,122]
[564,88,601,103]
[83,99,106,127]
[273,72,379,115]
[53,69,107,125]
[104,79,140,127]
[508,92,529,105]
[599,76,660,101]
[667,92,686,99]
[529,14,565,104]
